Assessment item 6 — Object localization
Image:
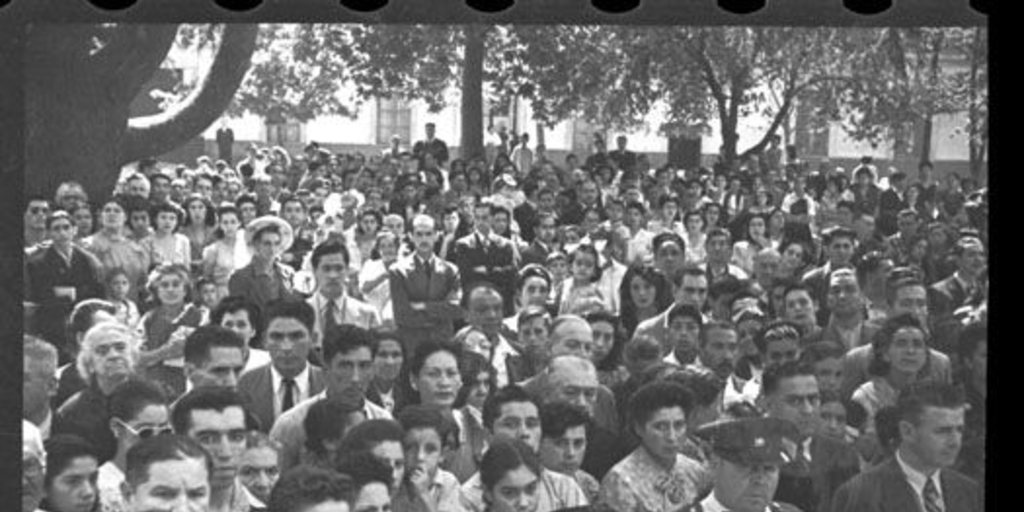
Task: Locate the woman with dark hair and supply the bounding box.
[180,193,217,269]
[618,264,673,339]
[778,239,813,280]
[585,311,628,388]
[600,381,705,511]
[852,313,932,437]
[366,331,409,414]
[40,435,100,512]
[448,351,495,482]
[302,395,368,469]
[748,187,775,216]
[761,206,784,247]
[476,437,543,512]
[142,201,191,267]
[730,213,770,275]
[81,196,151,303]
[201,204,250,300]
[349,208,384,270]
[71,203,95,242]
[681,210,706,265]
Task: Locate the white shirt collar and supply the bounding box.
[272,364,311,415]
[896,449,944,509]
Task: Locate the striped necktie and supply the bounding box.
[923,477,943,512]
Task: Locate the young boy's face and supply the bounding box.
[403,427,443,483]
[813,357,843,394]
[819,401,848,440]
[199,284,219,308]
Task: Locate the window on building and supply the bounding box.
[376,98,412,146]
[266,121,303,146]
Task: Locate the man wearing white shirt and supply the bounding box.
[831,382,982,512]
[24,336,58,441]
[270,324,391,472]
[238,300,326,433]
[466,281,522,388]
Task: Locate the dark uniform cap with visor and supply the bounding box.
[695,416,800,466]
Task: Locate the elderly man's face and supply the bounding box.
[549,321,594,361]
[88,332,135,382]
[548,362,599,417]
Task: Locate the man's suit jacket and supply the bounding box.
[389,254,463,348]
[803,319,880,353]
[237,364,325,433]
[830,457,981,512]
[928,275,970,321]
[227,261,298,312]
[513,201,539,243]
[775,434,861,512]
[838,343,951,400]
[306,293,382,347]
[25,244,103,358]
[520,240,554,267]
[452,232,517,315]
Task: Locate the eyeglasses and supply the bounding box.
[117,420,174,439]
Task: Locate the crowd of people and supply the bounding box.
[22,122,988,512]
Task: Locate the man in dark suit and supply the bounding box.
[452,201,518,316]
[804,269,879,352]
[25,211,103,360]
[608,135,637,173]
[801,226,857,326]
[928,236,985,322]
[390,214,464,349]
[412,122,449,167]
[759,361,861,512]
[877,171,908,237]
[520,211,559,267]
[831,382,982,512]
[237,300,325,432]
[228,216,299,314]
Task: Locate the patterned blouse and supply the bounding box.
[599,446,705,512]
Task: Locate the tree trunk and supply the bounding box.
[25,24,258,202]
[460,24,487,161]
[535,122,545,148]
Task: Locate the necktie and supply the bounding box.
[324,299,341,335]
[923,477,943,512]
[419,257,432,281]
[281,378,297,413]
[793,441,811,475]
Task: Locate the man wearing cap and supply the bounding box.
[759,362,860,512]
[686,416,804,512]
[228,216,299,313]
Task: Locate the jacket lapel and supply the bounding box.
[879,458,922,512]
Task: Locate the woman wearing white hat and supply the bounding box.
[227,215,299,312]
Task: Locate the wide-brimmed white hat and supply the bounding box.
[245,215,294,255]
